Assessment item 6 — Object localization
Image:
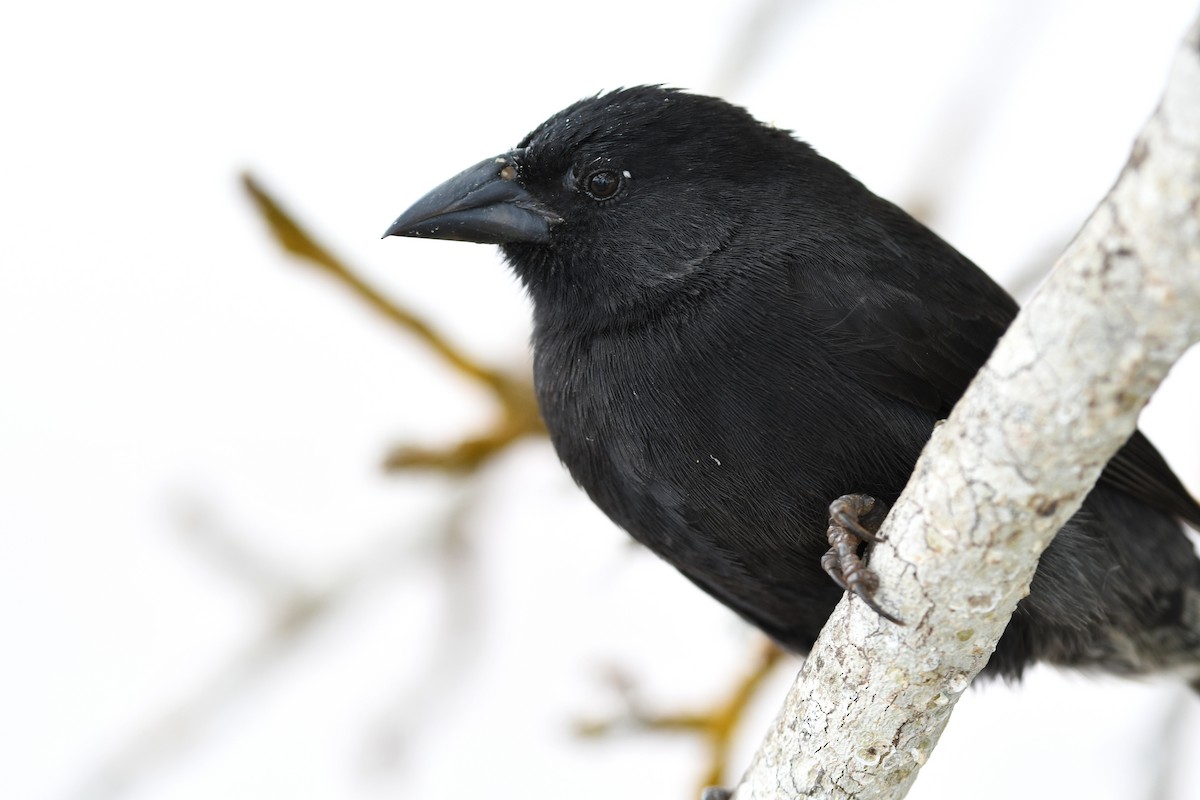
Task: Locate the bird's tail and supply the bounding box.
[1161,585,1200,691]
[1082,582,1200,688]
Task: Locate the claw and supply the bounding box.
[829,494,883,542]
[822,493,905,625]
[851,581,905,626]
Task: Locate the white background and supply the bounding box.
[3,1,1200,799]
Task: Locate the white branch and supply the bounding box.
[730,14,1200,800]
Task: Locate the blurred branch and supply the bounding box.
[70,488,483,800]
[172,495,305,604]
[578,640,785,793]
[73,176,552,799]
[360,496,484,773]
[242,173,497,390]
[241,173,545,473]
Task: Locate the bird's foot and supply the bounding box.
[821,494,904,625]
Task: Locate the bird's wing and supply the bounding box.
[1102,429,1200,529]
[812,266,1012,418]
[812,262,1200,529]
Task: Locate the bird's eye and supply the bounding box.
[584,169,622,200]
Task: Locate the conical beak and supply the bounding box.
[382,149,561,244]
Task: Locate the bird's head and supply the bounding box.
[384,87,805,331]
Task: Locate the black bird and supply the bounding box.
[385,87,1200,683]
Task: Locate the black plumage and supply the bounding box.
[385,87,1200,682]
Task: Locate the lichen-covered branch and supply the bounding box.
[731,14,1200,800]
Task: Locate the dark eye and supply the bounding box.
[584,169,622,200]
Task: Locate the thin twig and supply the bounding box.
[241,173,545,473]
[577,640,786,792]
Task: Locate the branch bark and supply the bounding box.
[729,14,1200,800]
